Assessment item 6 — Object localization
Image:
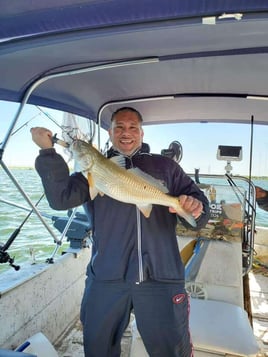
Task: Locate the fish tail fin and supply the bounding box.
[174,203,197,228]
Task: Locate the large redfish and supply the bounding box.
[70,140,196,227]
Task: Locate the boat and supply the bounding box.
[0,1,268,356]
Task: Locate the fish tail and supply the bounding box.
[174,202,197,228]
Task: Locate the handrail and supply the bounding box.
[189,173,256,275]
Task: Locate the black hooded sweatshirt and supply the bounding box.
[35,144,209,283]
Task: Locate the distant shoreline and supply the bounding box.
[0,166,34,170]
[1,166,268,179]
[1,165,74,170]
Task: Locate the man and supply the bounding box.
[31,107,210,357]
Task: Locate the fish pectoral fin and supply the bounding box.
[137,204,152,218]
[87,173,94,187]
[87,173,99,199]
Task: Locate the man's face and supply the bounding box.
[108,110,144,156]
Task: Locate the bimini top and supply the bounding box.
[1,0,268,129]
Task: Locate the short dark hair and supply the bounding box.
[111,107,143,122]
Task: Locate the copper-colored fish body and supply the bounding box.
[70,140,196,227]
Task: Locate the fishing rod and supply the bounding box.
[37,106,93,144]
[36,106,63,129]
[0,194,45,270]
[0,112,41,147]
[52,133,70,148]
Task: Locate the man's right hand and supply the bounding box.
[31,127,53,149]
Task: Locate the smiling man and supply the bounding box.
[109,107,144,156]
[31,107,210,356]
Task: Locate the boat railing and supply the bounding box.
[187,173,256,275]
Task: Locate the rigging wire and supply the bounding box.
[0,112,41,146]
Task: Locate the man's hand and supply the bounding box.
[169,195,203,219]
[31,127,53,149]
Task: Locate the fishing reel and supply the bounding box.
[0,243,20,271]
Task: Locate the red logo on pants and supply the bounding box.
[172,293,185,304]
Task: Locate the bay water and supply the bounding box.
[1,167,268,273]
[0,167,70,273]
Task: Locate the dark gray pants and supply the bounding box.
[80,277,193,357]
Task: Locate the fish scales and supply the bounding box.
[93,161,169,205]
[70,140,196,227]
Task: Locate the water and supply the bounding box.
[197,175,268,227]
[0,167,70,273]
[1,168,268,273]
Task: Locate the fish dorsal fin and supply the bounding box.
[129,167,169,193]
[110,155,126,168]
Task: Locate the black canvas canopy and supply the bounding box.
[1,0,268,129]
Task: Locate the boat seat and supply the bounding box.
[130,298,260,356]
[190,298,259,356]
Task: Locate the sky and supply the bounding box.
[1,100,268,177]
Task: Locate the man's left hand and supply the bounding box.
[169,195,203,219]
